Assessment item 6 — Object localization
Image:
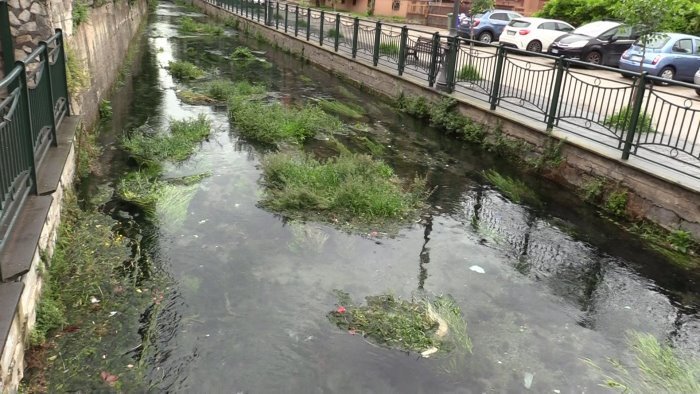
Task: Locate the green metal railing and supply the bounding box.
[0,27,70,251]
[208,0,700,181]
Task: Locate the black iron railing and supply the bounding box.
[0,21,70,250]
[207,0,700,182]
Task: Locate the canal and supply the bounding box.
[58,2,700,392]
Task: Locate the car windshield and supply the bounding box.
[572,21,619,38]
[509,20,531,28]
[634,34,670,48]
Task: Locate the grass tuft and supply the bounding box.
[483,169,537,203]
[231,46,256,60]
[457,64,481,81]
[260,153,426,224]
[586,332,700,393]
[379,43,399,57]
[604,106,655,134]
[121,114,211,166]
[317,99,365,119]
[179,16,224,35]
[168,60,205,80]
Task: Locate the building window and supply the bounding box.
[392,0,400,10]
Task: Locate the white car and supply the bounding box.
[499,17,575,53]
[695,67,700,96]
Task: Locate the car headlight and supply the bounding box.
[567,40,588,49]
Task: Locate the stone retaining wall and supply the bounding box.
[0,0,150,391]
[194,0,700,239]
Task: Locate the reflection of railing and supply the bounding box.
[210,0,700,182]
[0,28,70,253]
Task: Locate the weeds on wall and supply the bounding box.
[99,99,112,120]
[604,189,628,218]
[72,0,89,26]
[483,169,537,204]
[65,45,89,96]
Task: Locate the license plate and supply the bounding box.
[630,55,642,62]
[507,31,515,35]
[551,49,559,54]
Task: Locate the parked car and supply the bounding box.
[619,33,700,82]
[457,9,523,44]
[695,68,700,96]
[499,17,575,53]
[548,21,639,67]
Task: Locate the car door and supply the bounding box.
[488,12,511,39]
[671,38,700,81]
[535,21,566,50]
[604,25,636,66]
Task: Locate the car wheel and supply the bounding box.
[584,51,602,65]
[620,73,632,79]
[478,31,493,44]
[659,66,675,80]
[525,40,542,53]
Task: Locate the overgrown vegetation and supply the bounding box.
[604,106,655,134]
[72,0,89,27]
[582,177,605,202]
[260,153,427,225]
[231,46,256,60]
[483,169,537,203]
[457,64,481,81]
[99,99,112,120]
[328,291,471,356]
[317,99,365,119]
[604,189,628,218]
[25,191,166,391]
[179,16,225,35]
[121,115,211,166]
[65,45,89,95]
[586,332,700,393]
[527,135,563,171]
[229,91,343,144]
[168,60,205,80]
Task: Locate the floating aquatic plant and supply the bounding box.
[260,153,427,225]
[168,60,205,80]
[328,291,471,356]
[317,99,365,119]
[483,169,537,204]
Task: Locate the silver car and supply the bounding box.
[695,67,700,96]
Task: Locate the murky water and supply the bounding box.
[91,3,700,392]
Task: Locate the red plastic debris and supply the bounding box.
[337,306,346,314]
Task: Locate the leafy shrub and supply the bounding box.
[72,0,89,27]
[396,94,430,119]
[604,189,628,217]
[604,106,655,134]
[326,28,343,39]
[379,43,400,57]
[99,99,112,120]
[457,64,481,81]
[231,46,256,60]
[667,229,693,254]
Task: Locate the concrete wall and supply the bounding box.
[0,1,150,392]
[195,0,700,240]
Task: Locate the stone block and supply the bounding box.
[19,0,31,8]
[18,9,31,23]
[17,21,37,34]
[30,2,47,15]
[8,0,19,8]
[8,11,20,26]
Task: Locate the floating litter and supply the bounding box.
[469,265,485,274]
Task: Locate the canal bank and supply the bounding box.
[191,0,700,241]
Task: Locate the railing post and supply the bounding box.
[428,32,440,87]
[351,17,359,58]
[294,5,299,37]
[334,14,340,52]
[16,61,37,194]
[372,21,382,66]
[264,0,268,25]
[397,26,408,76]
[0,0,15,76]
[39,41,58,146]
[319,10,325,46]
[275,2,279,29]
[57,30,70,115]
[444,35,458,93]
[621,72,647,160]
[284,4,289,33]
[546,56,565,131]
[306,8,311,41]
[490,45,506,110]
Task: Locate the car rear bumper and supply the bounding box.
[498,34,525,49]
[618,58,658,74]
